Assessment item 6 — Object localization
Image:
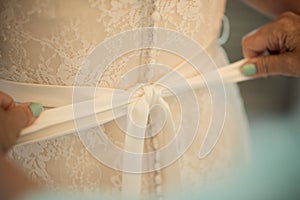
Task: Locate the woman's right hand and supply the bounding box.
[242,12,300,77]
[0,91,42,154]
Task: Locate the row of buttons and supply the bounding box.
[142,1,164,199]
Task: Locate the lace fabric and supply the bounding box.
[1,0,250,198]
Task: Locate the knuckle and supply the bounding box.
[259,59,268,74]
[277,12,297,26]
[263,60,270,75]
[272,28,287,45]
[255,57,269,75]
[280,11,296,19]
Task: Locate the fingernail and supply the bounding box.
[242,63,257,76]
[29,103,43,117]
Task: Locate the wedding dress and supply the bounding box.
[0,0,249,199]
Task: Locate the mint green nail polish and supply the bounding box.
[242,63,257,76]
[29,103,43,117]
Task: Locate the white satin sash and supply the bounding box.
[0,59,251,196]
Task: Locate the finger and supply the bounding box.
[256,53,299,76]
[0,92,15,110]
[0,103,43,153]
[5,103,43,138]
[242,22,281,58]
[8,103,43,128]
[242,53,299,77]
[242,28,268,58]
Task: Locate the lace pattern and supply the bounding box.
[1,0,250,197]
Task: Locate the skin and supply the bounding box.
[242,11,300,77]
[243,0,300,18]
[242,0,300,77]
[0,92,37,200]
[0,92,36,153]
[0,155,37,200]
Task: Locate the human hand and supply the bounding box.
[0,91,42,154]
[242,12,300,77]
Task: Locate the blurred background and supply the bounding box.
[217,0,300,199]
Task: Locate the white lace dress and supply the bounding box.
[0,0,249,198]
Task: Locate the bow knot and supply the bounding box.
[127,84,164,131]
[141,84,162,108]
[131,84,163,108]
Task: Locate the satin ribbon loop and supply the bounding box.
[142,84,161,107]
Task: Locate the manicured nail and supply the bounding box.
[29,103,43,117]
[242,63,257,76]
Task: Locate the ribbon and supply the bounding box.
[0,58,251,196]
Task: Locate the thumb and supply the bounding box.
[242,53,298,77]
[0,103,43,153]
[4,103,43,145]
[5,103,43,137]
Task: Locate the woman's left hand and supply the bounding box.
[0,91,42,154]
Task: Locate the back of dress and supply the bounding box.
[0,0,249,198]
